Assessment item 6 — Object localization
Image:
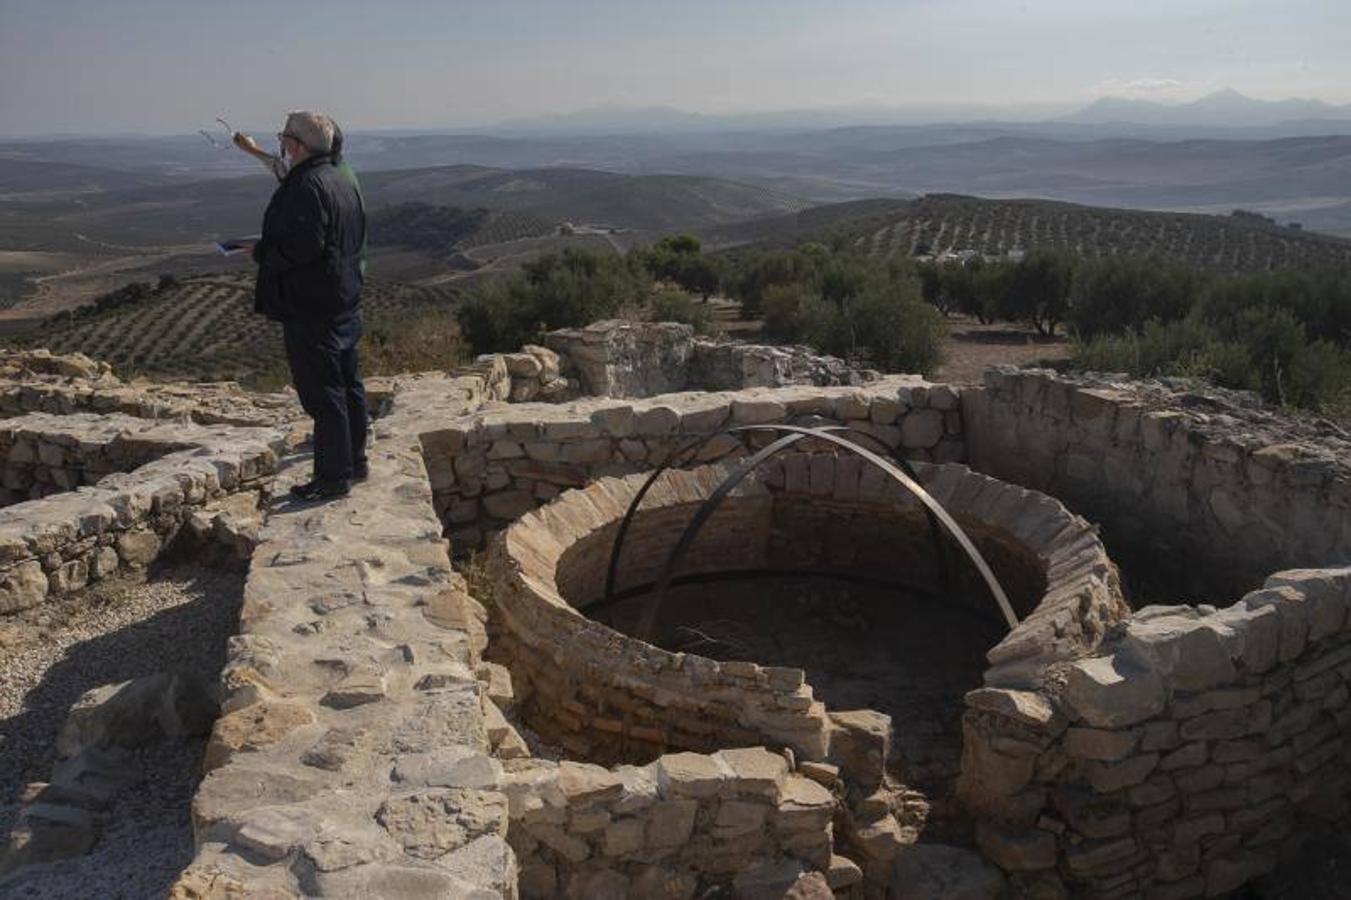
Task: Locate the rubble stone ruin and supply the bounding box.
[0,320,1347,899]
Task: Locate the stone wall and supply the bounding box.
[543,319,875,399]
[964,368,1351,599]
[175,371,524,898]
[488,466,832,766]
[0,412,188,505]
[0,350,299,428]
[0,414,284,614]
[488,456,1118,765]
[501,751,842,899]
[959,566,1351,898]
[420,376,964,549]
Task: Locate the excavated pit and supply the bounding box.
[487,449,1114,845]
[597,572,1003,828]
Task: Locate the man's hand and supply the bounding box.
[233,132,263,154]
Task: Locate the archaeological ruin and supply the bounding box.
[0,319,1348,899]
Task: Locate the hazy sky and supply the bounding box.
[0,0,1346,136]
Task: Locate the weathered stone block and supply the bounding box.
[0,559,48,613]
[655,752,726,800]
[1065,727,1141,762]
[1063,654,1166,729]
[827,709,891,790]
[115,529,160,567]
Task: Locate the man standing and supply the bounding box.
[251,111,369,500]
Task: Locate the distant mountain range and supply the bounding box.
[1062,88,1351,128]
[492,90,1351,134]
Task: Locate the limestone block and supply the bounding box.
[560,438,612,464]
[1210,602,1280,675]
[732,858,806,900]
[603,816,645,856]
[850,812,907,862]
[504,352,543,379]
[1264,568,1350,642]
[827,709,891,790]
[613,764,659,816]
[321,669,387,709]
[826,853,863,889]
[646,798,698,848]
[634,405,680,436]
[558,761,624,804]
[712,799,767,837]
[1087,753,1158,793]
[1062,653,1166,729]
[393,748,502,791]
[965,687,1061,731]
[832,393,870,420]
[376,789,507,860]
[232,807,317,861]
[1243,586,1310,664]
[869,398,901,425]
[115,529,161,567]
[900,410,944,448]
[929,384,960,411]
[1064,727,1141,762]
[781,872,833,900]
[0,559,49,613]
[486,440,524,460]
[774,775,834,832]
[656,752,727,800]
[523,344,561,380]
[714,747,788,799]
[731,398,787,426]
[1121,614,1239,692]
[203,701,315,772]
[591,404,635,437]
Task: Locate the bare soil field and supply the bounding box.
[933,316,1075,384]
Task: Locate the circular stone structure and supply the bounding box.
[486,449,1126,778]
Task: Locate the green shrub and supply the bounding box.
[761,282,817,342]
[457,249,646,354]
[648,289,714,334]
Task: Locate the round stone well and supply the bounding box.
[486,446,1126,822]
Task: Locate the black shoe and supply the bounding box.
[353,462,369,481]
[289,479,351,501]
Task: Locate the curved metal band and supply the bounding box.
[601,422,945,611]
[602,428,770,608]
[640,425,1019,638]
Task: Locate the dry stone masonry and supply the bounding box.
[419,376,964,550]
[0,332,1347,899]
[0,413,283,613]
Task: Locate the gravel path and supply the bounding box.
[0,563,244,897]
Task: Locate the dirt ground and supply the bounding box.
[932,316,1075,385]
[598,573,1005,840]
[703,301,1076,382]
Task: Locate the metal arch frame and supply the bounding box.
[599,424,1019,640]
[600,422,949,612]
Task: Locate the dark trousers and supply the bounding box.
[283,314,369,482]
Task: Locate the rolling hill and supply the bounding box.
[13,164,810,252]
[718,194,1351,273]
[21,273,458,382]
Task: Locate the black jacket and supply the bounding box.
[253,154,365,322]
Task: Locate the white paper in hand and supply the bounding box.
[215,236,259,257]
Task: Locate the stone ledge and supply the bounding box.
[0,413,285,614]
